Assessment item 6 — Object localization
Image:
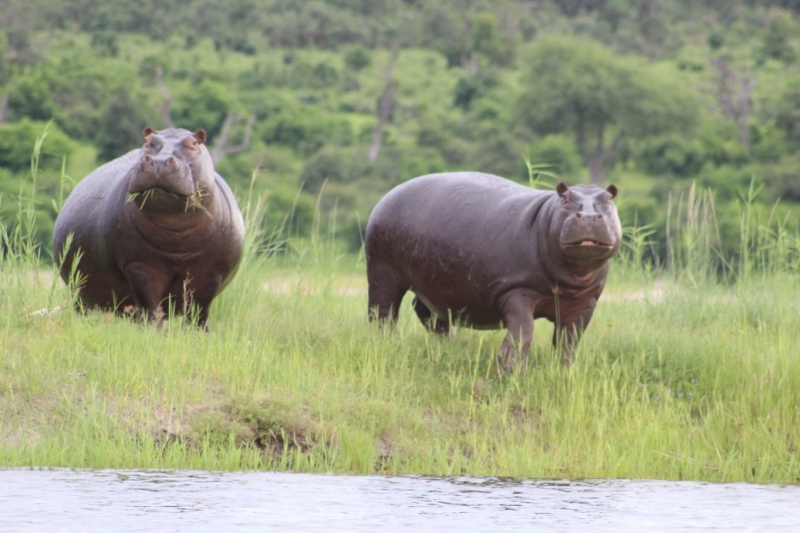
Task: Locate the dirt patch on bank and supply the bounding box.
[142,394,318,459]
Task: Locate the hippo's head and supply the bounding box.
[128,128,215,203]
[554,182,622,261]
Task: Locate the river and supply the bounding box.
[1,470,798,532]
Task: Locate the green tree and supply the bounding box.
[760,12,797,63]
[95,88,148,160]
[0,119,76,172]
[6,73,59,123]
[344,46,371,71]
[472,12,508,65]
[528,134,583,176]
[422,4,470,67]
[171,80,234,140]
[775,74,800,149]
[518,36,699,184]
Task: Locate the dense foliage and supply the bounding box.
[2,0,800,261]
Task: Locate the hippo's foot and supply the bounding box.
[367,269,407,326]
[412,297,450,335]
[560,351,576,366]
[495,354,515,373]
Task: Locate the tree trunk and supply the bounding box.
[368,46,400,163]
[210,110,256,164]
[710,57,755,157]
[0,93,8,124]
[144,64,176,129]
[578,125,625,185]
[587,157,605,186]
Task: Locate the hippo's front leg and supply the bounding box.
[496,290,537,372]
[553,298,597,365]
[186,272,223,330]
[123,262,170,326]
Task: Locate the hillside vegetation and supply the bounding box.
[2,0,800,260]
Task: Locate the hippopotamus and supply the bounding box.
[365,172,621,369]
[53,127,245,327]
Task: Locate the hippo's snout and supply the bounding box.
[559,210,621,260]
[572,211,605,222]
[142,155,178,168]
[129,154,196,197]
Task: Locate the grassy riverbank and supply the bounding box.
[2,244,800,483]
[2,173,800,483]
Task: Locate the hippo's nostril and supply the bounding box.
[143,156,151,164]
[597,214,604,220]
[575,213,582,218]
[167,157,177,166]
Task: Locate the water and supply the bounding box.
[1,470,798,532]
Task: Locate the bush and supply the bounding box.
[453,68,499,111]
[0,119,77,173]
[288,61,340,90]
[760,12,796,63]
[300,147,347,192]
[95,89,149,161]
[466,126,526,181]
[344,47,371,71]
[698,120,749,167]
[262,105,354,156]
[527,134,583,176]
[6,73,60,123]
[171,80,235,140]
[634,134,706,177]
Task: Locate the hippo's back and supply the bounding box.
[368,172,535,230]
[366,172,551,261]
[53,149,140,253]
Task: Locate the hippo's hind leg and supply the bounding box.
[367,263,407,324]
[412,297,450,335]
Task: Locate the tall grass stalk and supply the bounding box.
[665,182,721,285]
[664,179,799,284]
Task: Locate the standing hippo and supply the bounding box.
[365,172,621,369]
[53,127,245,327]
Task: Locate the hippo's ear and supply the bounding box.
[606,184,618,199]
[143,127,155,138]
[556,182,569,197]
[194,129,207,145]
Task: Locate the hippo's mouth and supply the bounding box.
[564,239,613,248]
[127,187,188,200]
[127,186,210,216]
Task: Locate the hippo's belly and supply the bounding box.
[409,273,506,329]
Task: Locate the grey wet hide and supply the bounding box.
[53,127,245,327]
[365,172,621,370]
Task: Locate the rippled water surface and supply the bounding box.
[1,470,799,532]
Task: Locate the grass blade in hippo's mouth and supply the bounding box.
[126,187,186,203]
[127,186,211,216]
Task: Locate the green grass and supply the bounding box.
[2,252,800,482]
[2,139,800,482]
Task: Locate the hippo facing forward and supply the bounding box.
[53,127,245,327]
[365,172,621,369]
